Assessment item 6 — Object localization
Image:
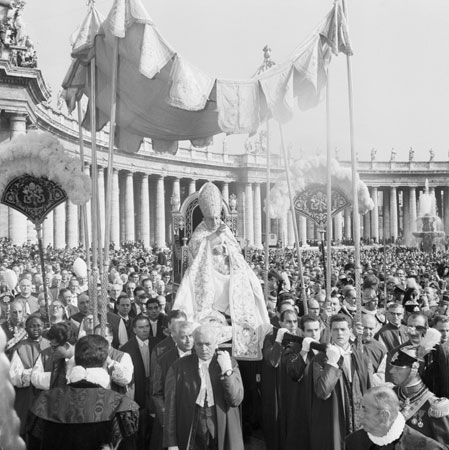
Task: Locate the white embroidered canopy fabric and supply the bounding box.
[62,0,352,154]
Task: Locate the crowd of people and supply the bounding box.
[1,237,449,449]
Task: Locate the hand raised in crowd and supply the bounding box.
[325,344,342,366]
[217,350,233,374]
[301,337,316,353]
[275,327,290,344]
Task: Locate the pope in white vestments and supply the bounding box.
[173,182,270,360]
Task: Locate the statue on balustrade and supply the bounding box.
[173,182,270,360]
[370,147,376,161]
[409,146,415,162]
[429,148,435,162]
[390,147,397,161]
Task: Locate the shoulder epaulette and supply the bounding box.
[428,397,449,418]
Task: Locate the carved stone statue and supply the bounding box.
[0,1,37,68]
[390,148,396,162]
[370,148,376,161]
[228,193,237,212]
[409,147,414,162]
[429,148,435,162]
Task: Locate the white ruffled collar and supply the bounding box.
[67,366,110,389]
[367,412,406,446]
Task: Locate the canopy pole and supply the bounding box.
[76,100,92,303]
[326,71,332,302]
[278,123,308,314]
[342,0,362,331]
[102,36,119,336]
[89,56,99,326]
[35,224,50,327]
[264,118,271,303]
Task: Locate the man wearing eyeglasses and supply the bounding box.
[375,303,408,353]
[385,312,428,383]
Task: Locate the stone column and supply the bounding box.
[279,212,287,247]
[222,182,229,203]
[97,167,105,242]
[402,188,411,245]
[53,203,66,249]
[344,208,352,240]
[27,219,37,243]
[390,187,398,241]
[0,204,8,239]
[287,210,294,246]
[410,187,417,235]
[237,185,245,239]
[436,187,443,218]
[66,201,79,248]
[371,187,379,242]
[383,189,391,240]
[334,211,343,242]
[172,178,181,203]
[188,179,196,195]
[363,209,371,241]
[253,183,262,248]
[42,211,54,248]
[444,187,449,237]
[307,218,314,241]
[298,215,307,246]
[83,165,92,244]
[155,175,166,248]
[111,169,120,248]
[124,171,135,241]
[8,114,28,244]
[245,183,254,245]
[139,174,150,248]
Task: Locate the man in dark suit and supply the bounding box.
[151,309,188,362]
[116,294,134,346]
[346,386,446,449]
[375,303,408,353]
[163,325,244,450]
[58,289,78,319]
[121,314,153,449]
[146,298,168,350]
[151,321,194,450]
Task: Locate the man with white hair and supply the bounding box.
[163,325,244,450]
[15,278,38,314]
[346,386,446,449]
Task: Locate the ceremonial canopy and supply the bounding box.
[62,0,352,154]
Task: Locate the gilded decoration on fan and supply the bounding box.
[1,175,67,224]
[294,183,350,227]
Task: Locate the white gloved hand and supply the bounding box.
[326,345,342,366]
[301,337,315,353]
[217,350,233,374]
[275,327,290,343]
[21,368,32,386]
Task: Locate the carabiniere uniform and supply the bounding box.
[391,345,449,446]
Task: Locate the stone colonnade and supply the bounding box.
[3,173,447,248]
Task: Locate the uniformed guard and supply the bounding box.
[389,337,449,446]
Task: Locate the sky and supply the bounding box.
[23,0,449,161]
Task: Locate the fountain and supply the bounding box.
[412,179,445,252]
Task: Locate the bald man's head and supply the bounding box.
[193,325,218,361]
[362,313,377,342]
